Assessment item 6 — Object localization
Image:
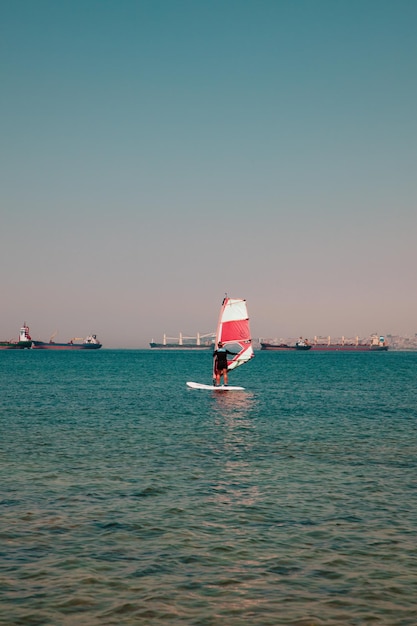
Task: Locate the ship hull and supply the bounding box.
[0,341,32,350]
[149,343,212,350]
[260,343,311,351]
[309,344,388,352]
[32,341,102,350]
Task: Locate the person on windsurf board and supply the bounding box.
[213,341,237,386]
[186,297,254,390]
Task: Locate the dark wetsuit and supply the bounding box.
[213,347,235,372]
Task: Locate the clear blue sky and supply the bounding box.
[1,0,416,347]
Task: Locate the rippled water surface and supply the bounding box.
[1,350,417,625]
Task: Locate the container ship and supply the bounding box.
[0,323,33,350]
[32,334,102,350]
[262,335,388,352]
[150,332,214,350]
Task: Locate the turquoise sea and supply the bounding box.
[1,350,417,626]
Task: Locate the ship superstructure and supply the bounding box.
[0,323,32,350]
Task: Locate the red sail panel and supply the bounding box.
[220,319,251,344]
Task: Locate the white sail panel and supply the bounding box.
[228,343,254,371]
[220,299,249,323]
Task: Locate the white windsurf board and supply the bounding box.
[186,381,245,391]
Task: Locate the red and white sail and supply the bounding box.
[214,297,254,372]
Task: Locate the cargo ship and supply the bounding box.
[0,323,33,350]
[261,339,311,351]
[150,332,215,350]
[261,335,388,352]
[309,335,388,351]
[32,334,102,350]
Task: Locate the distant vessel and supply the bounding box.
[261,335,388,352]
[150,332,215,350]
[309,335,388,352]
[261,338,311,351]
[32,334,102,350]
[0,323,32,350]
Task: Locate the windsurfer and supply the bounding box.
[213,341,236,386]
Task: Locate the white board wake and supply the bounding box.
[186,381,245,391]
